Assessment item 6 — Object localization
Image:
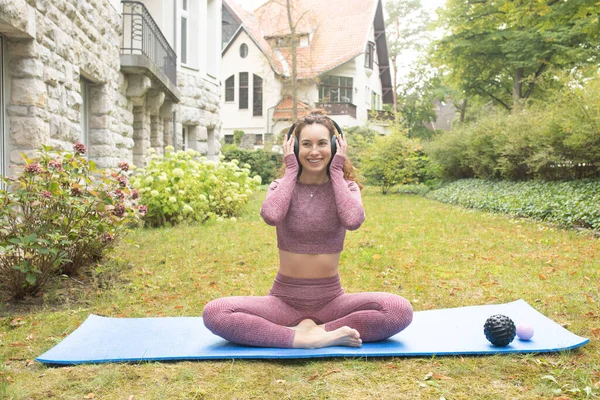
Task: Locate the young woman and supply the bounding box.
[202,112,413,349]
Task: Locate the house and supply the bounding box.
[220,0,394,146]
[0,0,222,178]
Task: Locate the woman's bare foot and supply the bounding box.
[290,319,318,332]
[291,324,362,349]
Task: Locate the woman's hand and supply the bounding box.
[335,134,348,158]
[283,132,296,157]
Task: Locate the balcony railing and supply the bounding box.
[121,1,177,86]
[315,102,357,118]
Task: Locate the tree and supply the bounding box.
[433,0,600,111]
[385,0,430,118]
[260,0,313,122]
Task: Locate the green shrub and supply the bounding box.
[220,146,283,184]
[426,179,600,230]
[426,73,600,181]
[361,132,435,194]
[130,147,261,227]
[0,144,142,299]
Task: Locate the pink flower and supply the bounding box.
[48,160,64,171]
[117,162,130,171]
[116,175,128,187]
[100,232,114,243]
[24,163,43,174]
[114,189,125,200]
[113,203,126,217]
[131,189,140,200]
[138,205,147,216]
[40,190,52,198]
[73,142,87,154]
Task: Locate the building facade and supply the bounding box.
[220,0,394,147]
[0,0,222,178]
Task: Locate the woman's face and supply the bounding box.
[297,123,332,176]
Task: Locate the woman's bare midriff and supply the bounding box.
[278,249,341,279]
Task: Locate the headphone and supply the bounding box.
[286,116,344,158]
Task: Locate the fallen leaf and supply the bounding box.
[307,372,319,381]
[8,342,27,347]
[538,273,547,281]
[373,254,381,260]
[322,369,340,378]
[86,393,95,399]
[10,318,25,327]
[174,305,184,309]
[433,372,452,380]
[591,328,600,338]
[584,294,595,303]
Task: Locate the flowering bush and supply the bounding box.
[0,144,143,299]
[130,147,261,226]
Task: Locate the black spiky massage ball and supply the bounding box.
[484,314,516,347]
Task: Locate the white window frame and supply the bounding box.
[180,0,189,66]
[182,126,188,150]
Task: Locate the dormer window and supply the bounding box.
[365,41,374,69]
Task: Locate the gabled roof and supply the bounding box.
[253,0,379,79]
[222,0,393,103]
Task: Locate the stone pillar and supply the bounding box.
[6,38,49,165]
[150,115,164,155]
[132,106,150,167]
[159,101,174,149]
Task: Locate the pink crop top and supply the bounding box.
[260,154,366,254]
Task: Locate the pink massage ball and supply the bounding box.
[516,324,534,340]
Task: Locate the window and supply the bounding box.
[224,135,234,144]
[182,126,188,150]
[254,134,263,145]
[253,74,263,116]
[319,76,353,104]
[365,41,374,69]
[181,0,189,64]
[240,43,248,58]
[225,75,234,102]
[80,77,90,154]
[239,72,248,109]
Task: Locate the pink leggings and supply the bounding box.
[202,273,413,348]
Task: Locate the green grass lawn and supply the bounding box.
[1,188,599,399]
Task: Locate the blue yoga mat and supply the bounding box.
[36,300,589,364]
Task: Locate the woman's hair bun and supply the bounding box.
[308,108,327,116]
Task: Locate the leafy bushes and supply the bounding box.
[360,131,437,194]
[426,179,600,230]
[425,73,600,181]
[220,145,283,184]
[0,144,142,299]
[130,147,261,226]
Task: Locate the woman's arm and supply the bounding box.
[260,135,299,225]
[329,154,365,230]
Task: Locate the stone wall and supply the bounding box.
[1,0,222,171]
[2,0,134,169]
[177,71,221,160]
